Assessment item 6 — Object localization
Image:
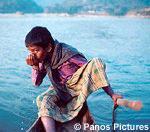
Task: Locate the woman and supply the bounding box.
[25,26,122,132]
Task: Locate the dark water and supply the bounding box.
[0,15,150,131]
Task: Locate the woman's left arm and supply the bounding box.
[102,85,122,104]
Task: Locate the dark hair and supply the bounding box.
[25,26,54,49]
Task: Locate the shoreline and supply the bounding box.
[0,13,150,18]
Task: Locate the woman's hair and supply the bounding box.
[25,26,54,48]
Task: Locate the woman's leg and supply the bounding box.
[36,86,58,132]
[41,116,56,132]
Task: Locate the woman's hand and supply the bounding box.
[111,94,123,108]
[26,54,39,66]
[117,99,142,111]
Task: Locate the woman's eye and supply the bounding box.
[29,50,34,54]
[34,49,39,52]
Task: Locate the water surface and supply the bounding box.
[0,15,150,131]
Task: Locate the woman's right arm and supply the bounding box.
[26,54,47,87]
[32,63,47,87]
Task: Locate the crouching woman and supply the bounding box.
[25,26,122,132]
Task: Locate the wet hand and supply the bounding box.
[26,54,39,66]
[111,94,123,108]
[117,99,142,111]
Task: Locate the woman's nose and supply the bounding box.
[32,51,37,55]
[33,53,38,59]
[31,53,36,57]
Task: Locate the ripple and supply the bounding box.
[0,16,150,130]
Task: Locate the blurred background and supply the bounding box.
[0,0,150,132]
[0,0,150,16]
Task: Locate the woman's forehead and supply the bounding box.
[28,45,41,50]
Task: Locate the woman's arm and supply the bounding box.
[102,85,122,105]
[32,63,47,87]
[26,54,47,87]
[102,85,114,97]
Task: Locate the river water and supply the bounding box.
[0,14,150,131]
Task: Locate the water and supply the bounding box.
[0,15,150,131]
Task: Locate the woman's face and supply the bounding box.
[27,45,48,62]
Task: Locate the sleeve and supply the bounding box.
[31,63,47,87]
